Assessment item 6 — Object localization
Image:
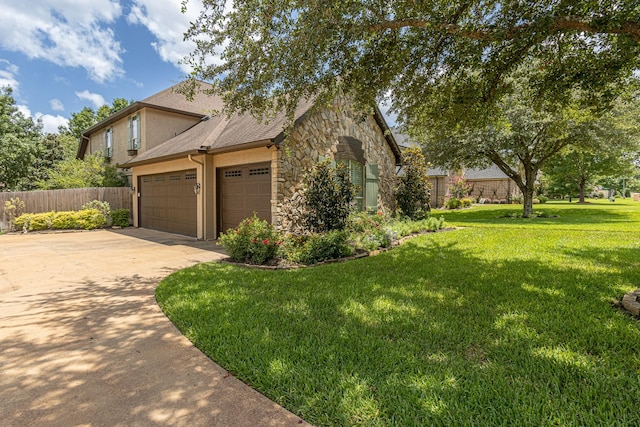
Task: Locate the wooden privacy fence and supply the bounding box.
[0,187,132,231]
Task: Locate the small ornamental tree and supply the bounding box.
[303,159,355,232]
[396,146,431,220]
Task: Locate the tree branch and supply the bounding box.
[369,16,640,42]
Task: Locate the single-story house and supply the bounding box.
[78,82,401,239]
[392,131,521,206]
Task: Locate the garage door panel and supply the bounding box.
[220,163,271,234]
[139,169,197,237]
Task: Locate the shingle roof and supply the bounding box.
[122,99,314,166]
[464,165,509,180]
[79,81,400,167]
[140,82,221,115]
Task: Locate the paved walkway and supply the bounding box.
[0,229,309,426]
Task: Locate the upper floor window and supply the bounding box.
[103,127,113,158]
[128,112,140,150]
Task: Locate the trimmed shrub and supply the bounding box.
[537,195,549,204]
[460,198,473,207]
[395,146,431,220]
[51,212,77,229]
[218,213,283,264]
[12,209,106,231]
[303,159,355,232]
[30,211,56,230]
[110,209,130,227]
[283,230,353,265]
[446,198,461,209]
[75,209,107,229]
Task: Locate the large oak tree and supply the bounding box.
[180,0,639,128]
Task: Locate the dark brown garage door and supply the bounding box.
[139,169,197,237]
[219,163,271,234]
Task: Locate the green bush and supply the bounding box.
[395,146,431,220]
[537,195,549,204]
[12,209,106,231]
[283,230,353,265]
[12,214,31,231]
[347,211,385,233]
[460,198,473,207]
[350,228,391,251]
[75,209,107,229]
[82,200,111,221]
[511,193,524,204]
[4,197,25,229]
[390,216,446,236]
[303,159,355,232]
[30,211,56,230]
[51,212,77,229]
[218,213,283,264]
[110,209,130,227]
[446,198,461,209]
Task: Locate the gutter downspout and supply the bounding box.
[188,154,205,240]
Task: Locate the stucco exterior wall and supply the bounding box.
[87,115,130,168]
[143,109,201,152]
[86,108,201,174]
[275,99,397,232]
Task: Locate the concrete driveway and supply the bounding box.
[0,229,308,426]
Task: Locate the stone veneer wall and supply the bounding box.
[273,99,397,233]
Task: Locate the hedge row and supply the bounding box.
[13,209,107,231]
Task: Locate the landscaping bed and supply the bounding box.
[218,212,447,267]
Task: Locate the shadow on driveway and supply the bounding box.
[0,229,306,426]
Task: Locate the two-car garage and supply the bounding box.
[137,162,271,238]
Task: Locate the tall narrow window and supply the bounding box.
[103,127,113,158]
[338,159,364,211]
[128,112,140,150]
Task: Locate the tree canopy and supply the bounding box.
[0,87,43,191]
[419,67,637,215]
[543,96,640,202]
[181,0,640,128]
[0,89,132,191]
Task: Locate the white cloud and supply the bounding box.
[16,104,31,117]
[76,90,106,108]
[37,113,69,134]
[50,98,65,111]
[16,103,69,134]
[0,0,124,83]
[0,59,19,91]
[128,0,225,73]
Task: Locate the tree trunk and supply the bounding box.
[522,186,535,217]
[521,167,538,217]
[578,177,586,203]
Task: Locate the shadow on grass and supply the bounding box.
[157,230,640,426]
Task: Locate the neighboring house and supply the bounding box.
[78,82,401,239]
[392,131,521,206]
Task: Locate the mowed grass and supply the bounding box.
[156,199,640,426]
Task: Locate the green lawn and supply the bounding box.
[156,199,640,426]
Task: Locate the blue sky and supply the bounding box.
[0,0,397,134]
[0,0,216,133]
